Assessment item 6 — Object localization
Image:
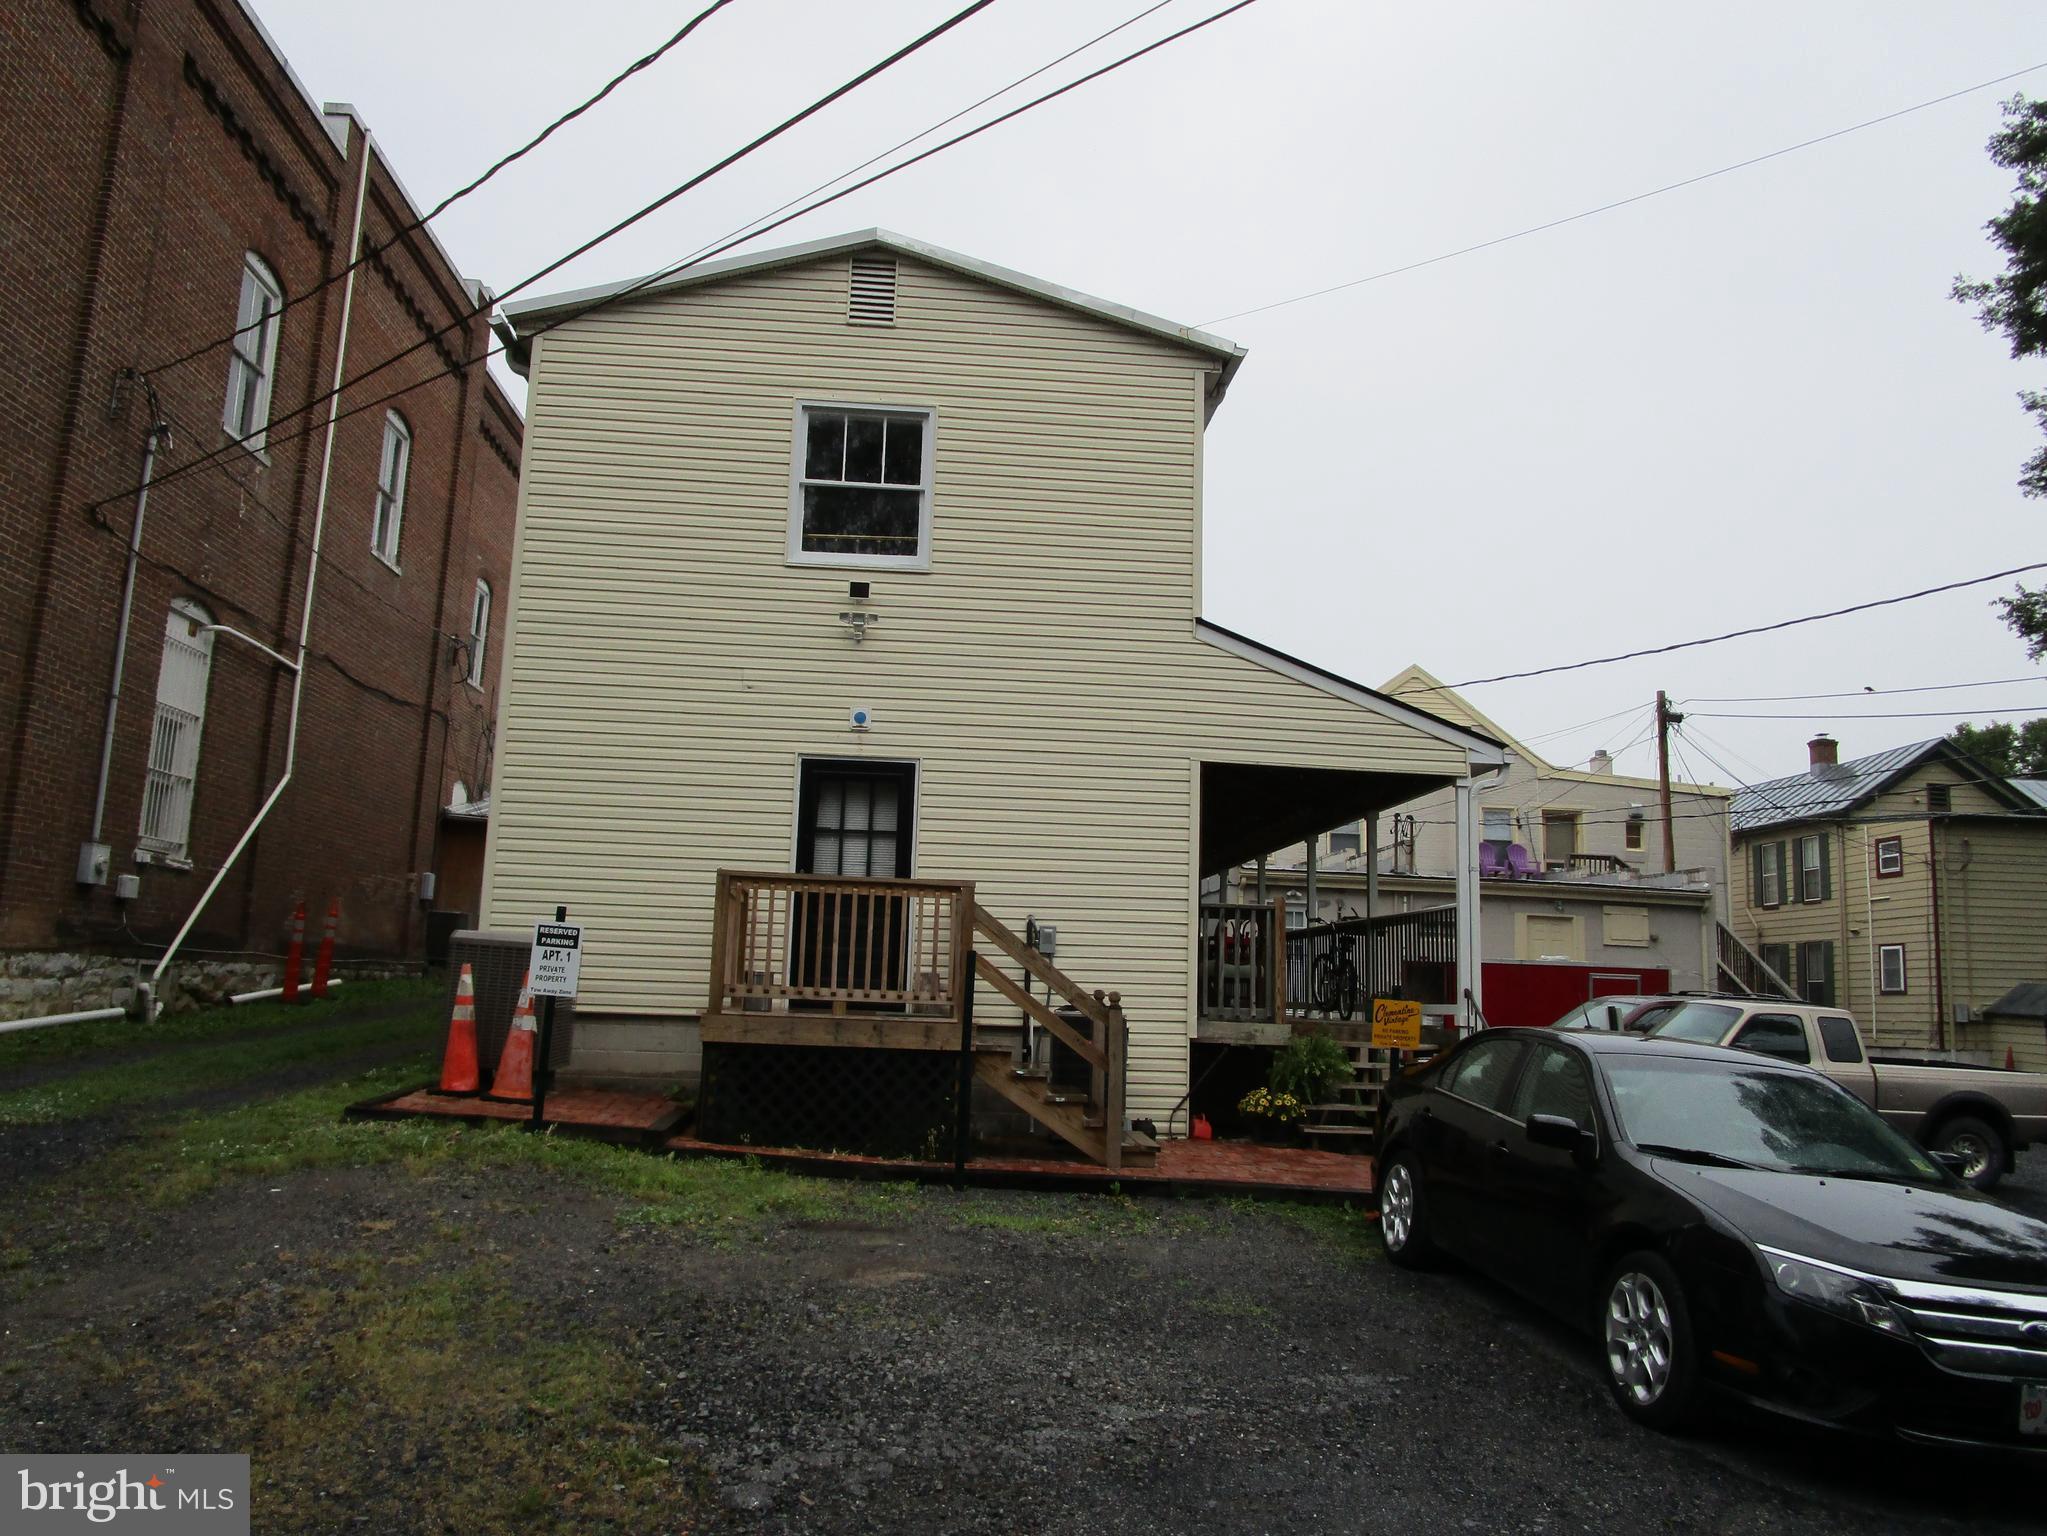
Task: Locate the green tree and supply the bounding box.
[1947,718,2047,777]
[1954,95,2047,657]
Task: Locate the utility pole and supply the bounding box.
[1655,690,1683,874]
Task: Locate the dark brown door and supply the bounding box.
[792,760,915,998]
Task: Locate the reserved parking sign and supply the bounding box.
[530,921,583,998]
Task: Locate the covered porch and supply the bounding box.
[1195,759,1485,1045]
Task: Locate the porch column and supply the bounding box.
[1255,854,1266,905]
[1455,777,1482,1030]
[1304,834,1318,927]
[1364,813,1379,923]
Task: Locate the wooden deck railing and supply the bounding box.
[1197,901,1285,1025]
[708,870,976,1021]
[1715,921,1797,1000]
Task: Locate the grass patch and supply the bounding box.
[0,995,441,1125]
[1246,1198,1383,1263]
[0,976,437,1075]
[81,1060,900,1240]
[91,1253,707,1532]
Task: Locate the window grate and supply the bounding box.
[848,256,897,325]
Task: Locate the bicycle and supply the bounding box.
[1310,914,1359,1020]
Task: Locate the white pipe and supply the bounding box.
[229,979,346,1006]
[139,130,375,1021]
[90,411,171,842]
[0,1007,126,1036]
[195,624,301,673]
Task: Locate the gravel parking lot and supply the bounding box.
[3,992,2042,1533]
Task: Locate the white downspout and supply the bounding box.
[1455,776,1478,1030]
[135,128,375,1019]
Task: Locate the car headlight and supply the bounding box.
[1760,1247,1908,1336]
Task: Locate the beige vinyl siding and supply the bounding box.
[1866,764,2008,819]
[1939,822,2047,1039]
[483,255,1469,1117]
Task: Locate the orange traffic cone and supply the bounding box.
[438,964,481,1095]
[487,975,538,1103]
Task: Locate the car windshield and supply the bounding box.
[1603,1055,1945,1184]
[1644,1001,1742,1045]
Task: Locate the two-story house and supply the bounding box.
[479,230,1506,1152]
[1730,734,2047,1069]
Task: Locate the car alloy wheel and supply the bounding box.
[1382,1162,1416,1252]
[1605,1270,1675,1408]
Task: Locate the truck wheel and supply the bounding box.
[1933,1114,2007,1190]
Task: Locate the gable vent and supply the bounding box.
[848,256,897,326]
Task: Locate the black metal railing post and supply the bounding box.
[953,950,977,1185]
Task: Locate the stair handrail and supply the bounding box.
[972,903,1125,1172]
[1716,921,1796,1000]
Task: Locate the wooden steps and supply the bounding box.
[972,1051,1156,1170]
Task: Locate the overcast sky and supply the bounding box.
[256,0,2047,788]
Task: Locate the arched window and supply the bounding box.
[373,411,411,568]
[223,253,283,448]
[138,599,216,861]
[467,579,492,685]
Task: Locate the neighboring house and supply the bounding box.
[481,229,1507,1127]
[1233,667,1731,1023]
[1730,734,2047,1069]
[0,0,520,1017]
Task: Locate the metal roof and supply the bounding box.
[1729,739,1941,832]
[2012,779,2047,810]
[495,229,1247,404]
[1985,981,2047,1021]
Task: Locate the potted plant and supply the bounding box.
[1269,1033,1352,1108]
[1236,1086,1307,1143]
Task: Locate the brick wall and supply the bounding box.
[0,0,521,991]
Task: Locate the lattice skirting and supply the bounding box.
[696,1043,959,1158]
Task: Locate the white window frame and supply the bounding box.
[137,598,216,865]
[467,579,492,687]
[1623,812,1645,851]
[1481,806,1513,843]
[1878,943,1907,995]
[372,410,411,570]
[787,400,936,571]
[1759,843,1782,908]
[1284,895,1307,931]
[1799,835,1823,903]
[1874,836,1904,878]
[223,252,283,451]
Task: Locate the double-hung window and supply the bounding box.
[1757,842,1782,907]
[373,411,411,569]
[1874,836,1904,878]
[223,253,283,449]
[1799,835,1824,903]
[138,599,216,863]
[789,403,933,568]
[1879,944,1908,995]
[467,579,491,686]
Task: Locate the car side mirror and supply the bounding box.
[1526,1113,1585,1151]
[1930,1150,1968,1176]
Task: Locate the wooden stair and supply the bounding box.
[972,1052,1157,1169]
[968,905,1142,1171]
[1300,1036,1393,1148]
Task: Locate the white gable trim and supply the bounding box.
[1195,621,1507,769]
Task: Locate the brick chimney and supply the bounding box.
[1808,733,1839,771]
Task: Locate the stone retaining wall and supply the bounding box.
[0,951,415,1021]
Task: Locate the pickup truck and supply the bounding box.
[1641,997,2047,1189]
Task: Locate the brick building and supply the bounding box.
[0,0,521,1016]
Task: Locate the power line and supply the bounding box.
[98,0,1004,512]
[140,0,742,379]
[676,0,1182,268]
[1443,562,2047,688]
[1199,60,2047,327]
[1691,705,2047,720]
[1682,676,2043,704]
[92,0,1264,517]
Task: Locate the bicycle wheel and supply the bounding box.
[1337,966,1358,1021]
[1312,956,1336,1013]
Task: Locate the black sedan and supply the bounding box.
[1371,1029,2047,1452]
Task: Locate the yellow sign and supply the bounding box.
[1371,998,1423,1050]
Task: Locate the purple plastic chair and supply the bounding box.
[1505,843,1542,880]
[1479,842,1511,879]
